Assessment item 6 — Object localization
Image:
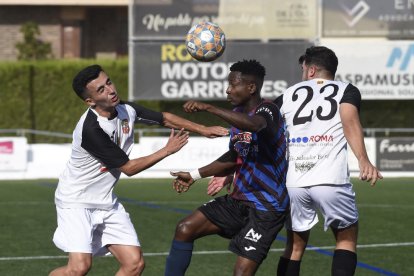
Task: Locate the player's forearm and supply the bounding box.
[197,150,237,178]
[198,161,236,178]
[119,148,169,176]
[344,123,368,161]
[341,104,369,162]
[205,105,265,132]
[162,112,205,134]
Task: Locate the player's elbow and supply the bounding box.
[119,161,138,177]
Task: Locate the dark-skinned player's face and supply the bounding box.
[226,71,253,107]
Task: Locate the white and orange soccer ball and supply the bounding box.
[185,21,226,62]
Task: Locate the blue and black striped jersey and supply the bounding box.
[229,101,289,212]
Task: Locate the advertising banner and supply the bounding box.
[131,0,317,40]
[321,40,414,99]
[348,138,376,172]
[376,137,414,171]
[323,0,414,38]
[130,41,311,100]
[0,137,28,171]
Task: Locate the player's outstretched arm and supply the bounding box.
[340,103,383,186]
[171,150,237,193]
[183,100,267,132]
[119,128,189,177]
[161,112,228,138]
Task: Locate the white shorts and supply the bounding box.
[286,184,359,232]
[53,202,140,256]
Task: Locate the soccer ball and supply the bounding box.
[185,22,226,62]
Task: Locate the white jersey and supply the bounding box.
[279,79,361,188]
[55,102,163,209]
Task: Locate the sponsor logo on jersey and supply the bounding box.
[232,132,258,157]
[121,119,130,134]
[232,132,252,144]
[295,161,316,172]
[289,135,334,143]
[244,228,262,243]
[244,246,257,251]
[256,106,274,120]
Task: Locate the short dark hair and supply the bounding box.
[298,46,338,77]
[72,64,103,100]
[230,59,266,93]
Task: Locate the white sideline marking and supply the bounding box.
[1,242,413,261]
[0,201,53,205]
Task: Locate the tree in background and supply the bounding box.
[15,21,52,60]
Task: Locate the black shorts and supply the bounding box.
[198,195,287,264]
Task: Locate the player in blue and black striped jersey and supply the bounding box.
[165,59,289,276]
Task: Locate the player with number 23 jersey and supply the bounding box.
[279,79,361,188]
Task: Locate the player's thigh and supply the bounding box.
[100,203,140,249]
[309,184,358,231]
[197,195,248,238]
[230,208,286,265]
[286,187,319,232]
[53,207,96,254]
[234,255,260,275]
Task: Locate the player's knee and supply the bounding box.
[121,254,145,275]
[233,261,257,276]
[175,219,194,238]
[67,259,92,275]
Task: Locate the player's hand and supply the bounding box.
[358,158,383,186]
[201,126,229,138]
[183,100,211,113]
[207,175,232,196]
[164,128,189,156]
[170,171,195,193]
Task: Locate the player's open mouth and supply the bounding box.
[111,95,119,102]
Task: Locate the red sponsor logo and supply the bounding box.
[0,141,13,154]
[231,132,252,143]
[309,135,333,142]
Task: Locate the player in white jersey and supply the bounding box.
[49,64,228,276]
[275,46,382,276]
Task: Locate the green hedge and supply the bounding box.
[0,59,129,143]
[0,59,413,143]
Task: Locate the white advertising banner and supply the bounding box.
[0,137,229,179]
[347,137,376,172]
[321,39,414,99]
[129,137,229,177]
[0,137,408,179]
[0,137,28,171]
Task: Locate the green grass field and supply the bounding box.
[0,178,413,276]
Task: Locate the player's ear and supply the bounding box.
[248,82,256,95]
[308,65,317,78]
[84,97,95,107]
